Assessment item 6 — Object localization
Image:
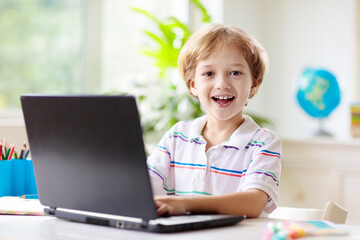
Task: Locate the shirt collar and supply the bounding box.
[188,115,207,140]
[188,115,260,149]
[224,115,260,150]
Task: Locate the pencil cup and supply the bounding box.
[12,159,27,196]
[0,161,12,197]
[0,159,37,196]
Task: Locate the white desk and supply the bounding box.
[0,215,359,240]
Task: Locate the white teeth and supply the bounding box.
[213,96,234,100]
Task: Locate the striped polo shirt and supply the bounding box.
[147,115,282,214]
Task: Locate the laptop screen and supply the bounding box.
[21,95,157,220]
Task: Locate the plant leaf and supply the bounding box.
[190,0,212,23]
[143,30,165,46]
[131,7,161,24]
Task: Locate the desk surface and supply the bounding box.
[0,215,359,240]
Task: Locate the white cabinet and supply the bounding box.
[280,138,360,224]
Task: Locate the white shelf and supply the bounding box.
[280,138,360,225]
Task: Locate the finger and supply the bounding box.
[154,196,167,201]
[154,199,163,208]
[156,204,167,215]
[156,204,169,216]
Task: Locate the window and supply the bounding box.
[0,0,190,116]
[0,0,194,148]
[0,0,83,114]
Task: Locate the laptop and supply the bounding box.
[21,95,245,233]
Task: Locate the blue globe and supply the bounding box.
[296,68,341,118]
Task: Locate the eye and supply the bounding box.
[230,71,242,76]
[203,72,215,77]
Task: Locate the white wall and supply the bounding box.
[224,0,356,139]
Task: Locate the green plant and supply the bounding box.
[132,0,211,78]
[131,1,210,143]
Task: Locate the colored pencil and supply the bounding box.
[3,138,7,149]
[20,194,39,199]
[3,138,8,159]
[19,141,27,159]
[0,139,2,160]
[5,148,10,160]
[7,144,15,160]
[24,149,30,159]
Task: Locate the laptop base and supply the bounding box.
[45,207,246,233]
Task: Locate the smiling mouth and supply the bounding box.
[211,96,235,104]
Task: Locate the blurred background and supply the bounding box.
[1,0,360,224]
[1,0,359,140]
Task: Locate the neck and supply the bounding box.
[202,115,245,150]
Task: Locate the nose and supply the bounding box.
[215,74,231,89]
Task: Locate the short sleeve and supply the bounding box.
[146,130,175,196]
[242,137,282,214]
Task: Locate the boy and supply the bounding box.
[147,23,281,218]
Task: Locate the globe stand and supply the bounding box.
[314,119,333,137]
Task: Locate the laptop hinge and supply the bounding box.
[141,219,149,228]
[48,207,57,215]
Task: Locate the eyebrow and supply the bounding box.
[230,63,247,68]
[197,63,248,69]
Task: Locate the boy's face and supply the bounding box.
[190,44,257,124]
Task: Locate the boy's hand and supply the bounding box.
[154,190,268,217]
[154,196,188,216]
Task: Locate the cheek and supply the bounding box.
[237,94,249,105]
[236,81,252,95]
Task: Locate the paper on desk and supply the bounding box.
[0,197,45,216]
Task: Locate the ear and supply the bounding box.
[250,86,258,97]
[249,81,259,98]
[189,79,198,97]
